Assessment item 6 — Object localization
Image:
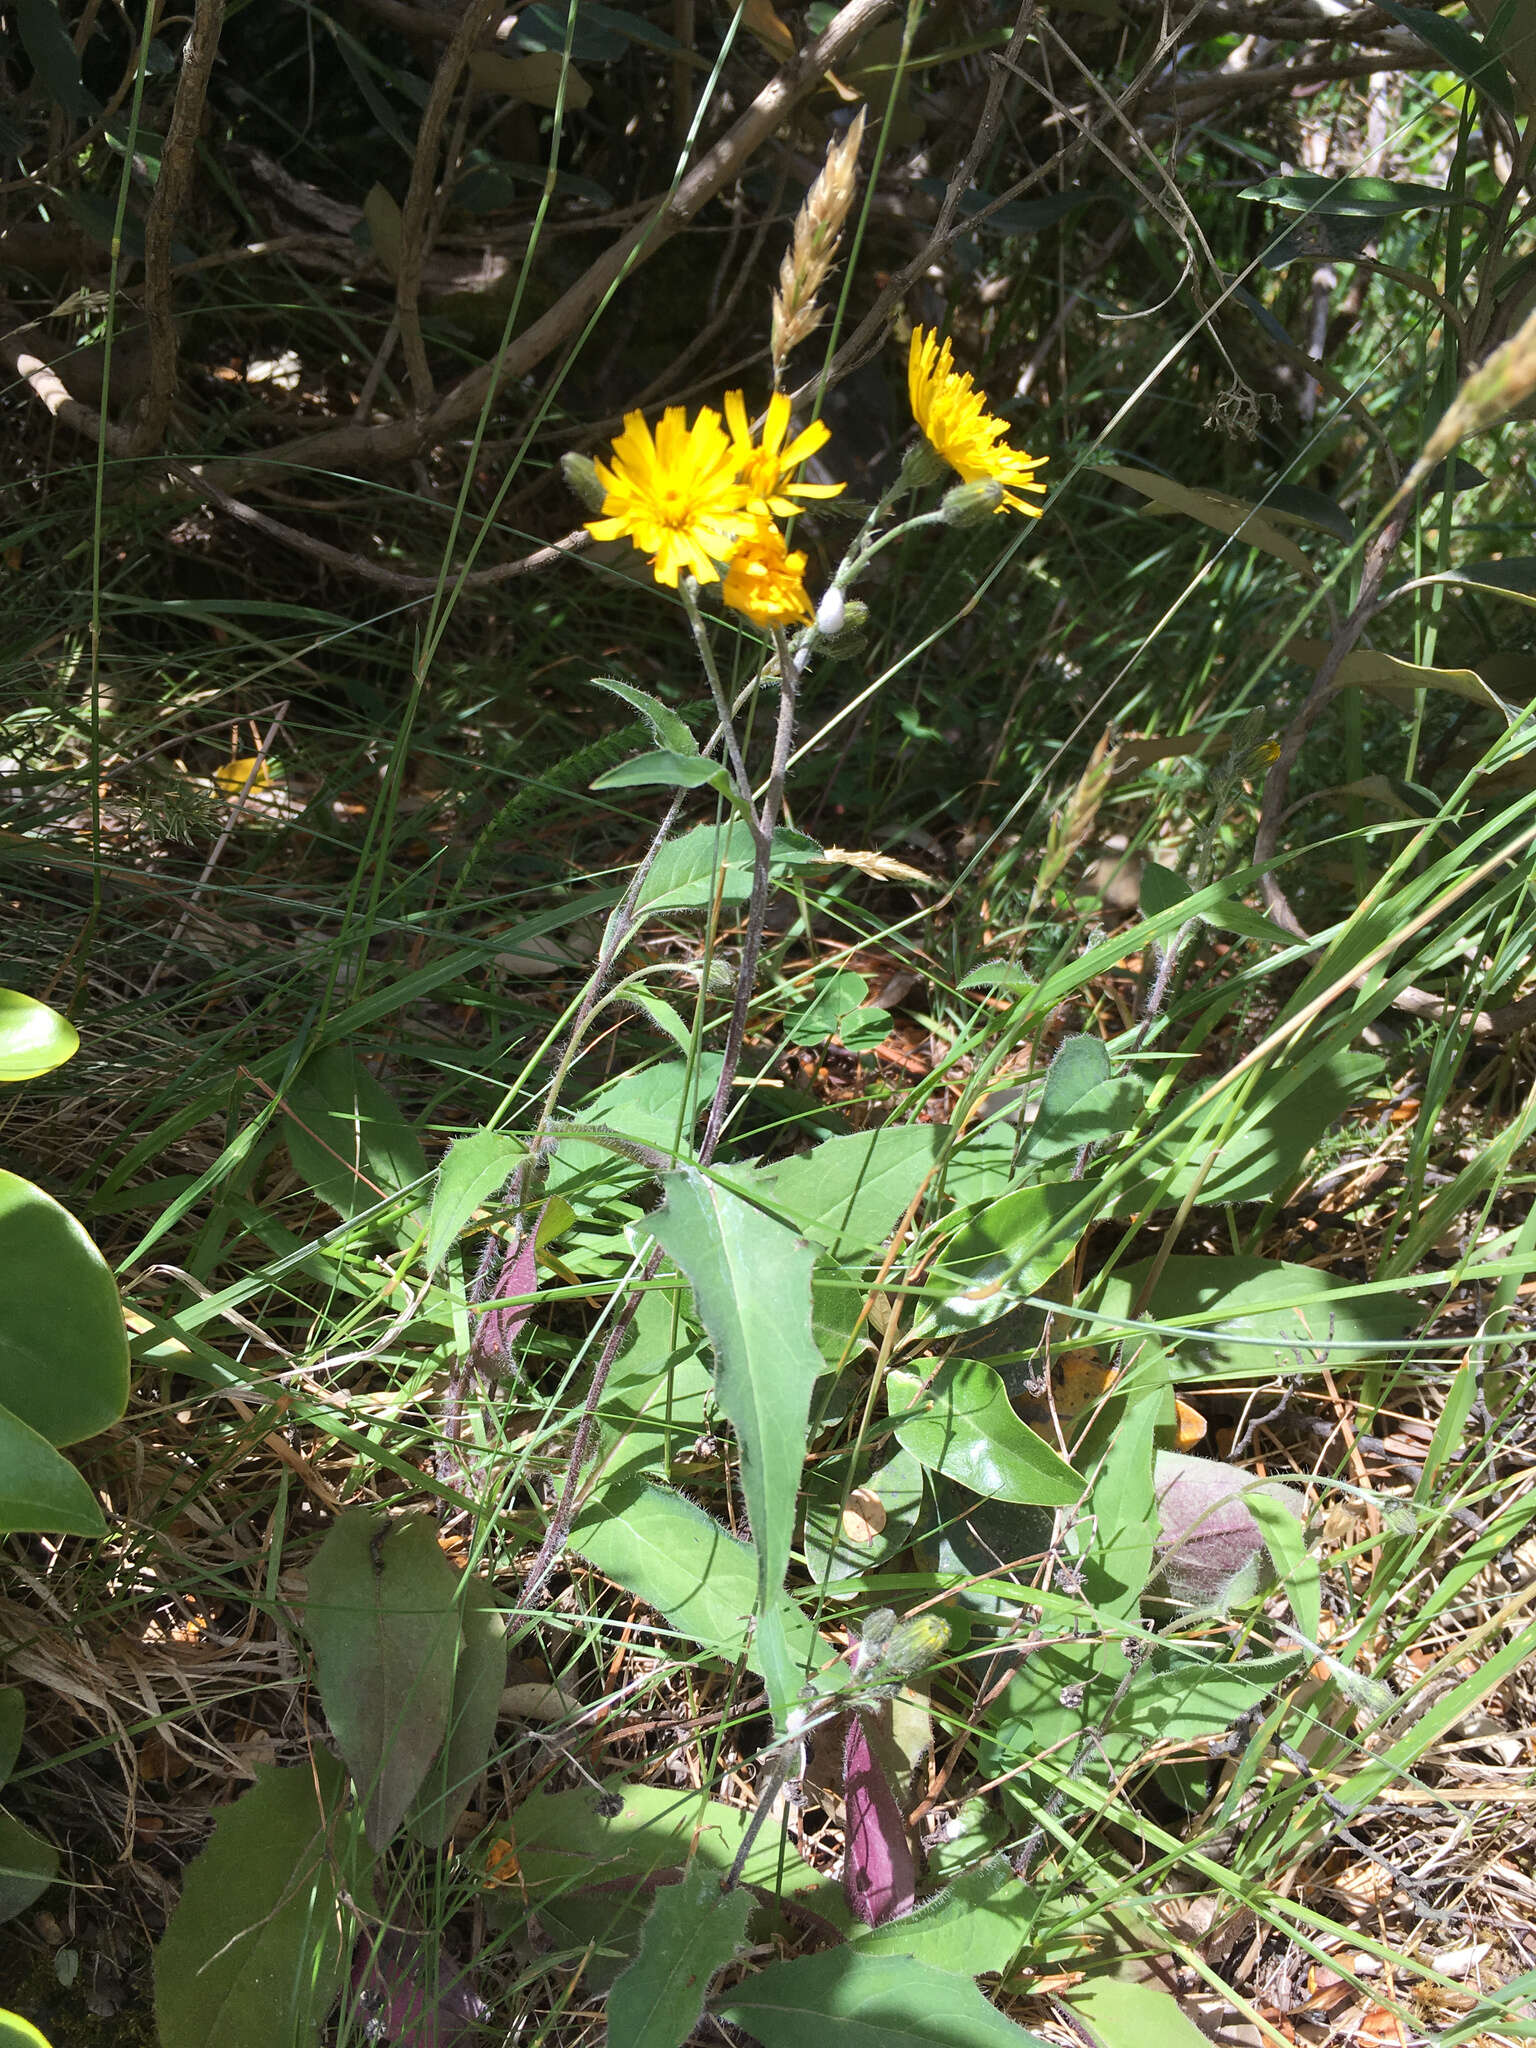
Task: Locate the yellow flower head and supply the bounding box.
[722,517,814,629]
[907,326,1046,516]
[724,390,845,519]
[587,405,753,587]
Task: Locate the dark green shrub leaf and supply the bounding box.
[15,0,100,119]
[0,1171,128,1448]
[1238,172,1469,214]
[608,1869,752,2048]
[934,1181,1091,1324]
[1374,3,1514,111]
[0,1402,106,1538]
[302,1512,461,1849]
[0,1805,58,1924]
[153,1757,361,2048]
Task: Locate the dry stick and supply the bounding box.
[395,0,501,414]
[126,0,225,457]
[199,0,897,490]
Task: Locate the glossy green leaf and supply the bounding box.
[0,1170,129,1446]
[590,676,698,754]
[891,1358,1082,1506]
[0,1402,106,1538]
[403,1572,507,1848]
[1374,2,1514,110]
[637,823,823,912]
[1238,171,1468,215]
[0,2008,53,2047]
[766,1126,944,1257]
[592,750,735,796]
[1067,1975,1218,2048]
[0,991,78,1083]
[153,1757,361,2048]
[426,1129,526,1271]
[935,1181,1091,1324]
[609,1867,753,2048]
[851,1855,1031,1977]
[569,1478,831,1684]
[283,1048,427,1225]
[717,1948,1049,2046]
[1083,1254,1409,1381]
[302,1512,461,1848]
[648,1170,822,1716]
[1102,465,1310,573]
[0,1691,22,1789]
[0,1805,58,1925]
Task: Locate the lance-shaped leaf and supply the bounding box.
[648,1171,821,1719]
[302,1512,461,1849]
[609,1869,752,2048]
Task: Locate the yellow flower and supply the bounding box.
[587,404,753,587]
[724,390,844,518]
[722,518,814,629]
[907,326,1046,516]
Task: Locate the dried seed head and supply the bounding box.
[770,108,867,384]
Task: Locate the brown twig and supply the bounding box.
[126,0,225,457]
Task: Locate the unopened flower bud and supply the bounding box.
[561,451,606,512]
[821,598,869,661]
[897,439,949,492]
[816,586,847,638]
[941,477,1004,527]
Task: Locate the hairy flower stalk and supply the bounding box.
[770,108,867,384]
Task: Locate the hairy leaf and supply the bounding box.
[609,1869,752,2048]
[717,1949,1049,2045]
[283,1048,427,1227]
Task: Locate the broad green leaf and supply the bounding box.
[850,1855,1031,1977]
[1023,1077,1147,1178]
[1464,0,1536,108]
[1263,483,1354,543]
[513,0,691,59]
[1067,1975,1219,2048]
[1139,863,1193,920]
[982,1636,1138,1782]
[1082,1255,1409,1381]
[592,750,735,797]
[1238,171,1468,215]
[766,1126,944,1257]
[0,991,78,1083]
[717,1948,1049,2046]
[0,1170,129,1445]
[590,676,698,753]
[648,1171,822,1716]
[1113,1648,1305,1742]
[404,1572,507,1848]
[609,1868,752,2048]
[1023,1035,1112,1163]
[153,1757,361,2048]
[0,2009,53,2047]
[1077,1363,1160,1619]
[594,1283,714,1485]
[426,1129,525,1271]
[0,1691,22,1788]
[569,1478,831,1684]
[15,0,100,119]
[890,1358,1082,1506]
[958,964,1034,998]
[0,1804,58,1924]
[1374,2,1514,111]
[361,183,402,277]
[934,1182,1091,1324]
[283,1048,427,1226]
[0,1402,106,1538]
[636,823,822,912]
[1101,465,1310,574]
[783,971,870,1046]
[548,1056,725,1197]
[1285,636,1511,718]
[801,1443,926,1584]
[1109,1050,1378,1212]
[839,1006,893,1052]
[927,1486,1056,1616]
[302,1512,461,1848]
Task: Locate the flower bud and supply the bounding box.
[816,586,847,638]
[560,451,606,512]
[897,439,949,492]
[820,598,869,662]
[940,477,1005,527]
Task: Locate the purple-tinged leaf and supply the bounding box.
[471,1222,540,1374]
[351,1933,488,2047]
[842,1712,915,1928]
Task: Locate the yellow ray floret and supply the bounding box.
[725,389,845,518]
[723,517,815,628]
[908,326,1047,516]
[587,405,753,587]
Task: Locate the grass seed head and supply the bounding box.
[770,108,867,384]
